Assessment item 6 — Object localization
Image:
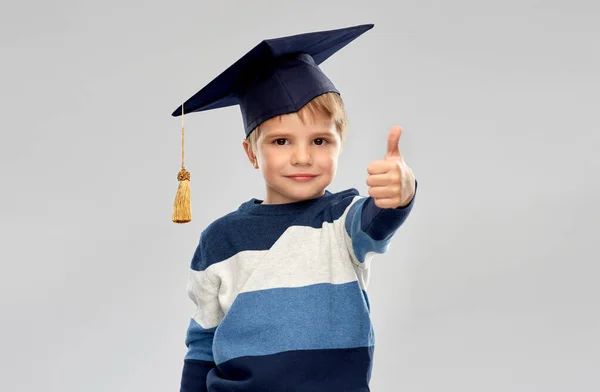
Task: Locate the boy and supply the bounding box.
[173,23,418,392]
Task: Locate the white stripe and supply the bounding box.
[189,195,375,328]
[187,268,223,329]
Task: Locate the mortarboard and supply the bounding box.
[171,23,374,223]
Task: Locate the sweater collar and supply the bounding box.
[239,190,333,215]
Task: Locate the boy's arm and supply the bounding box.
[343,179,418,269]
[180,232,223,392]
[180,321,217,392]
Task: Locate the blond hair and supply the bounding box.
[246,92,348,153]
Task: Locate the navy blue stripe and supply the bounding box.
[207,346,374,392]
[180,359,216,392]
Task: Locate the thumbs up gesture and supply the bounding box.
[366,126,416,209]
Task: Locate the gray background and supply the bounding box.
[1,0,598,391]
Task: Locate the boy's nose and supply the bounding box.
[291,145,312,164]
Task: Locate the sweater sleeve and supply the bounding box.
[343,179,418,269]
[180,231,224,392]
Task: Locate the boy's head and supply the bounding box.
[171,24,374,218]
[242,92,347,205]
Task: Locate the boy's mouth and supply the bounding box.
[286,174,318,182]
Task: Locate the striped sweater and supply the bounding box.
[180,182,417,392]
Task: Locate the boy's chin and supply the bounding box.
[269,182,329,203]
[292,186,328,197]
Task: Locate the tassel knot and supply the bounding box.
[177,169,190,181]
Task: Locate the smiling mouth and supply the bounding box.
[287,175,317,181]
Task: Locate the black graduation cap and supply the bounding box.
[171,23,374,224]
[171,23,374,138]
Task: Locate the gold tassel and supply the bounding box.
[172,104,192,223]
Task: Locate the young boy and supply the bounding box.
[174,23,418,392]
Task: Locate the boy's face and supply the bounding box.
[243,111,342,204]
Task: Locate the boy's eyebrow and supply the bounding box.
[265,129,336,137]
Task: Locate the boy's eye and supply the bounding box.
[273,138,329,145]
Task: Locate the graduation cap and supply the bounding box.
[171,23,374,223]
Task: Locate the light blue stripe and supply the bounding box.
[184,317,216,362]
[345,198,392,264]
[212,281,374,364]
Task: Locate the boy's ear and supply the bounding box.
[242,139,259,168]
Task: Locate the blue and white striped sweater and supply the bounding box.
[180,183,417,392]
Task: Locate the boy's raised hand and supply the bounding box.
[366,126,416,209]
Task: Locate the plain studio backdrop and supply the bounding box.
[0,0,598,391]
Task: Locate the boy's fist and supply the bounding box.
[366,126,416,209]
